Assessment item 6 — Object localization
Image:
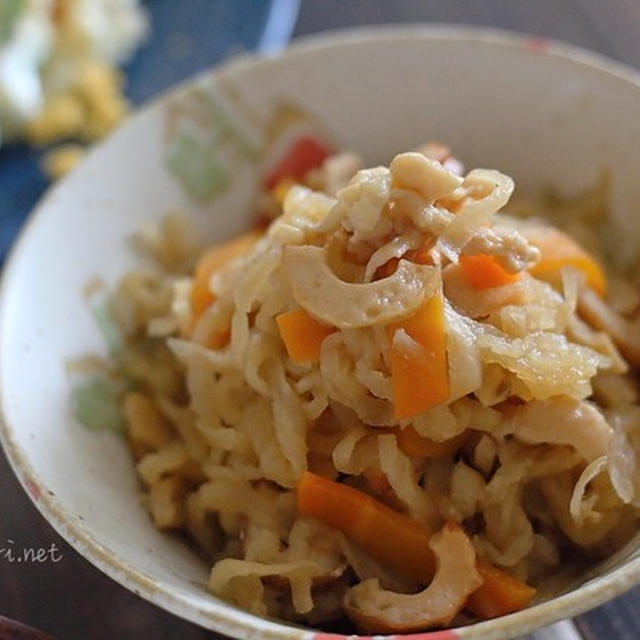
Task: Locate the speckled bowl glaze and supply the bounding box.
[2,26,640,640]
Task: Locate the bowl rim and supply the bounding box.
[3,23,640,640]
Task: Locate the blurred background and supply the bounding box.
[2,1,640,638]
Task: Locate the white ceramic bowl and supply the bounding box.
[3,26,640,640]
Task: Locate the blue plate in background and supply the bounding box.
[0,0,299,262]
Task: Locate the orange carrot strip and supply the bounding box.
[182,321,230,351]
[187,230,261,349]
[524,226,606,296]
[297,471,435,583]
[459,254,520,290]
[298,472,535,617]
[396,426,469,458]
[467,561,536,618]
[387,290,449,420]
[190,230,262,319]
[199,328,230,351]
[276,308,335,363]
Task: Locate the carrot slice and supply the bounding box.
[297,472,535,618]
[276,308,335,363]
[396,426,469,458]
[524,226,606,296]
[198,328,231,350]
[387,290,449,420]
[264,136,332,190]
[190,230,262,319]
[297,471,436,583]
[467,560,536,618]
[459,254,520,290]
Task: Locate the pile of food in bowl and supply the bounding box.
[94,137,640,633]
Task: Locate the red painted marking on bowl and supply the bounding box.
[313,634,372,640]
[526,37,549,54]
[314,629,458,640]
[396,631,459,640]
[25,478,41,501]
[263,135,332,189]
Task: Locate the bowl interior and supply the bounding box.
[3,26,640,640]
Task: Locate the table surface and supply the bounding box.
[2,1,640,638]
